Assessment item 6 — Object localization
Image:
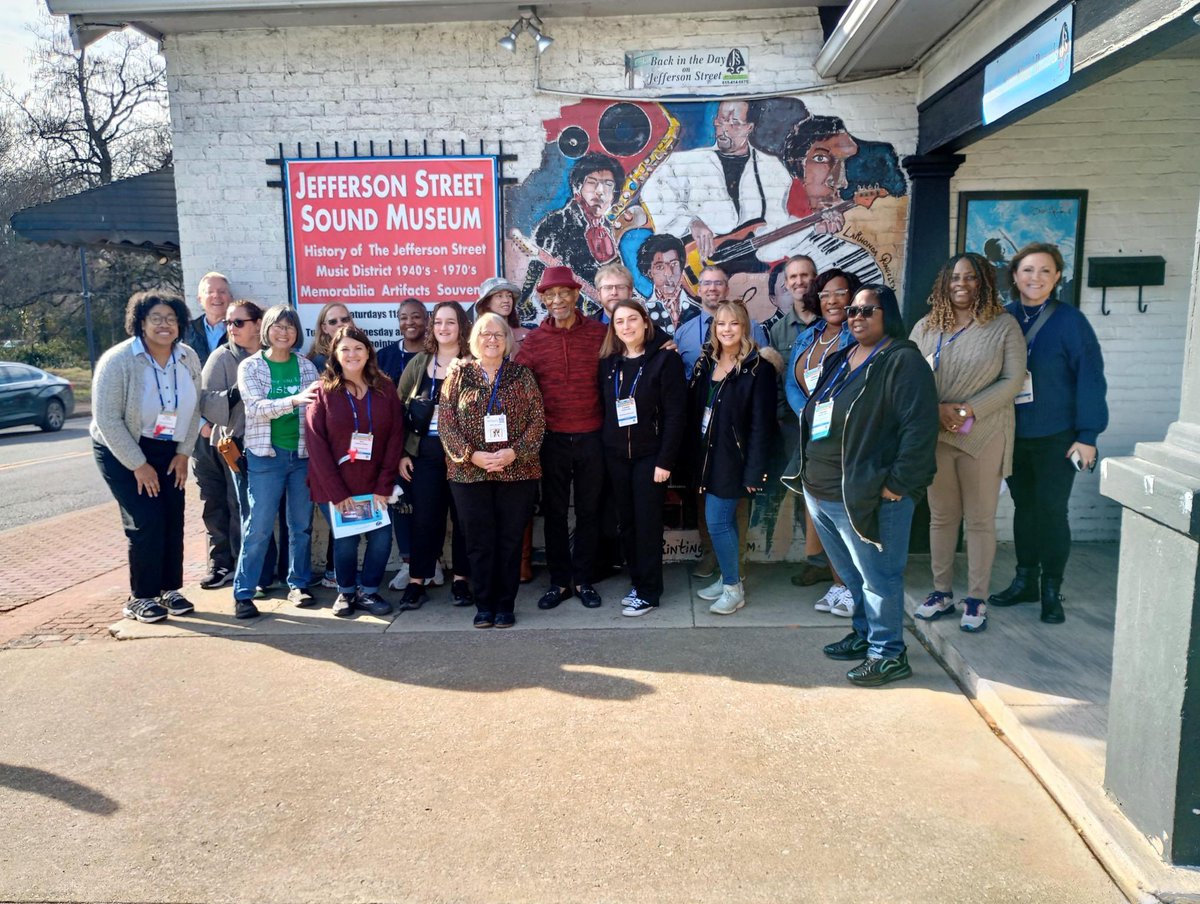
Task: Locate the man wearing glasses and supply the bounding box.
[673,266,768,373]
[186,272,238,589]
[515,265,609,611]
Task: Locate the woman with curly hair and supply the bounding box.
[306,325,404,618]
[783,268,861,615]
[910,253,1026,633]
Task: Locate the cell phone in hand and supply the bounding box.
[1070,450,1084,472]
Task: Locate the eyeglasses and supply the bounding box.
[269,321,297,332]
[225,317,259,328]
[479,331,505,341]
[146,314,178,326]
[699,279,727,287]
[324,316,352,326]
[818,289,850,300]
[845,305,881,319]
[542,289,576,301]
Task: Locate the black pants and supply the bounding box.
[540,430,604,588]
[192,431,238,571]
[94,438,185,600]
[450,479,538,614]
[606,453,667,604]
[409,436,468,581]
[1007,430,1078,580]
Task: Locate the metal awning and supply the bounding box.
[9,166,179,258]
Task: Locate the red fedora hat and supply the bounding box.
[536,265,582,293]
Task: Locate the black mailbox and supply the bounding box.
[1087,255,1165,315]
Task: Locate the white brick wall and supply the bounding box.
[162,8,919,307]
[950,58,1200,541]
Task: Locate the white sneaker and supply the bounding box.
[430,560,445,587]
[697,577,725,601]
[828,586,856,618]
[960,598,988,633]
[387,562,410,591]
[814,583,846,612]
[622,597,657,617]
[709,582,745,615]
[320,570,338,590]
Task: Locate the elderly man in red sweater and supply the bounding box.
[515,265,608,610]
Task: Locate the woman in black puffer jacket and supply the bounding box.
[599,299,687,616]
[688,301,778,616]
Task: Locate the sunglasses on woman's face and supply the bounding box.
[225,317,259,328]
[845,305,881,319]
[325,316,352,326]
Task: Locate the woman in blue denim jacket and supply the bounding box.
[783,269,860,615]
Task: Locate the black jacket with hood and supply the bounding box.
[786,338,938,549]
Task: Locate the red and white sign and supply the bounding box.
[283,156,500,347]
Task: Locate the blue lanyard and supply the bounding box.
[614,361,644,400]
[486,360,505,414]
[933,324,970,371]
[818,340,889,403]
[151,349,179,412]
[346,389,372,434]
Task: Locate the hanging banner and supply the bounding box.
[283,155,501,346]
[982,6,1073,125]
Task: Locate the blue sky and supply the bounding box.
[0,0,47,93]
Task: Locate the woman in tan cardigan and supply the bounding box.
[910,254,1026,633]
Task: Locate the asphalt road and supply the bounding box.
[0,420,110,531]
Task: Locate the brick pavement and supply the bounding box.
[0,487,208,650]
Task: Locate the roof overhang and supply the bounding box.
[46,0,834,46]
[815,0,986,79]
[10,167,180,258]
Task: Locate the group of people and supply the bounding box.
[90,239,1106,684]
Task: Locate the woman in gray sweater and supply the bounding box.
[91,290,202,624]
[910,254,1026,633]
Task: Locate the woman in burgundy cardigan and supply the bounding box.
[306,326,404,618]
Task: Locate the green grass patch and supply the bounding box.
[48,366,92,405]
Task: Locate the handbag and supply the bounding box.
[405,396,437,436]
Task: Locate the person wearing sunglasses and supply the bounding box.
[91,290,202,624]
[198,300,281,594]
[789,285,938,686]
[307,302,355,371]
[782,268,862,614]
[988,243,1108,624]
[439,313,545,628]
[910,254,1026,633]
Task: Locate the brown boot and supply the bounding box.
[520,520,534,584]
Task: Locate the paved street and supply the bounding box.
[0,420,110,531]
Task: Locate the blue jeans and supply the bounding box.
[705,493,742,586]
[233,447,313,600]
[231,458,280,588]
[333,522,392,594]
[804,490,914,659]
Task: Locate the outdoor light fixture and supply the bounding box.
[498,5,553,54]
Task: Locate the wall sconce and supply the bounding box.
[498,5,554,54]
[1088,255,1165,315]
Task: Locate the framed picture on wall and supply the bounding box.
[956,190,1087,307]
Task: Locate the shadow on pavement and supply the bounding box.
[0,762,119,815]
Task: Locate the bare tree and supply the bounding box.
[7,22,171,191]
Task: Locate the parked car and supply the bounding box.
[0,363,75,432]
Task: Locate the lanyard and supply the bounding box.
[346,389,373,434]
[933,324,970,371]
[150,349,179,412]
[614,361,644,400]
[486,360,505,414]
[818,340,889,403]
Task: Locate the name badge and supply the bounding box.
[811,400,834,441]
[616,398,638,427]
[484,413,508,443]
[1015,370,1034,405]
[700,406,713,435]
[348,432,374,461]
[153,411,178,439]
[429,404,439,436]
[802,365,823,392]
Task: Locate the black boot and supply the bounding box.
[988,566,1041,606]
[1040,575,1065,624]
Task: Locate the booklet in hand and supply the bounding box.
[329,494,392,539]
